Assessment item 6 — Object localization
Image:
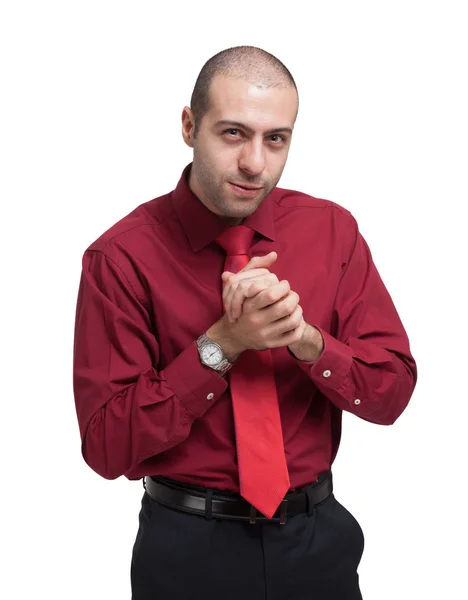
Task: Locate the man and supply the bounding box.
[73,46,417,599]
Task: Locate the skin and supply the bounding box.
[181,73,324,363]
[182,74,297,225]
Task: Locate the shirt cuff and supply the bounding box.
[290,326,354,392]
[162,341,228,418]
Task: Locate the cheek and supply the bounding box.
[269,152,288,177]
[206,142,238,169]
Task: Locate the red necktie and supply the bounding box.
[216,225,290,519]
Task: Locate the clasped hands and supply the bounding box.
[218,251,323,361]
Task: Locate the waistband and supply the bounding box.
[144,471,333,525]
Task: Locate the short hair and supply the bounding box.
[190,46,298,136]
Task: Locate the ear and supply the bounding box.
[181,106,195,148]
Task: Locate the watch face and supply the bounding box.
[201,343,223,366]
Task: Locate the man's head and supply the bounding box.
[182,46,299,225]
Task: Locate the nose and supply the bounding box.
[238,139,266,176]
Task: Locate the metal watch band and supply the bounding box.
[196,334,233,374]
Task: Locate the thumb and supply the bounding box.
[240,251,278,272]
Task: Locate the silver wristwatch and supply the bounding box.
[196,334,233,374]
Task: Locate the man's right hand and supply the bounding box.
[206,278,306,363]
[221,251,279,322]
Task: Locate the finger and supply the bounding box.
[224,278,247,322]
[269,318,307,349]
[222,273,235,312]
[221,256,275,286]
[222,269,270,308]
[222,267,271,285]
[229,274,278,320]
[225,277,265,322]
[221,271,234,282]
[227,274,279,320]
[222,270,279,316]
[247,280,291,311]
[264,306,304,342]
[238,251,277,274]
[223,278,242,320]
[269,291,300,322]
[229,275,283,321]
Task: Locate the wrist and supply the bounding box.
[288,323,324,362]
[206,316,245,363]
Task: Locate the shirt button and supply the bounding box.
[354,398,361,405]
[207,393,214,400]
[322,370,331,378]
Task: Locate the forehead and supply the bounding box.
[206,75,298,130]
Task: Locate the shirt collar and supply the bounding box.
[171,163,276,253]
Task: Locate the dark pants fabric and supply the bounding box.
[131,486,364,600]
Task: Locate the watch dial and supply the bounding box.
[201,344,223,366]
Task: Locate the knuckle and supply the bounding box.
[281,297,296,316]
[289,290,299,303]
[291,313,302,328]
[291,303,301,317]
[248,282,259,295]
[249,314,261,328]
[253,281,266,294]
[295,307,304,321]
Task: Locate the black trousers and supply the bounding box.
[131,486,364,599]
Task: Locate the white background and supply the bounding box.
[1,1,467,598]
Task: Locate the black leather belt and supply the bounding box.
[143,471,333,525]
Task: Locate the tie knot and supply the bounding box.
[216,225,254,257]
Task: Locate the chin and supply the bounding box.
[225,202,260,218]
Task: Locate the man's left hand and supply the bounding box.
[221,256,324,361]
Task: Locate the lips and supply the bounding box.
[230,183,263,190]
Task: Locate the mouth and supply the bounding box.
[229,182,264,197]
[230,182,263,190]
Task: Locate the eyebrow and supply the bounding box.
[214,120,293,136]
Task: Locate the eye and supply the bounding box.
[268,134,285,144]
[224,128,241,137]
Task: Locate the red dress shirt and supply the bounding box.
[73,163,417,491]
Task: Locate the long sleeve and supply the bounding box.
[294,218,417,425]
[73,249,227,480]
